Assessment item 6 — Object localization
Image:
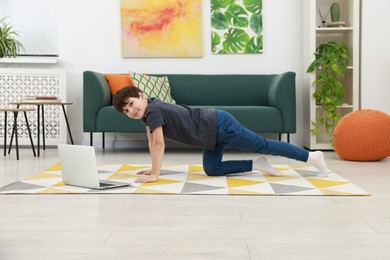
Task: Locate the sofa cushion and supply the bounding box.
[159,74,274,106]
[105,74,133,95]
[96,106,145,132]
[130,72,176,104]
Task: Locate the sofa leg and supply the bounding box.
[102,132,105,149]
[279,133,291,143]
[90,132,93,146]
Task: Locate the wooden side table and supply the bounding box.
[9,101,74,157]
[0,108,36,160]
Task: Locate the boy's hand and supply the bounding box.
[136,169,152,175]
[134,175,159,183]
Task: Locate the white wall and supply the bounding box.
[2,0,389,148]
[0,0,58,55]
[361,0,390,114]
[56,0,305,147]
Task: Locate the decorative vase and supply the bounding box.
[330,3,340,22]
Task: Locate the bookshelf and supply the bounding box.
[303,0,361,150]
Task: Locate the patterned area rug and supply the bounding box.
[0,163,369,196]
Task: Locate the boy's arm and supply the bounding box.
[135,126,165,183]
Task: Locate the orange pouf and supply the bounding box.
[333,109,390,161]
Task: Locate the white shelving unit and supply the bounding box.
[303,0,360,150]
[0,69,67,146]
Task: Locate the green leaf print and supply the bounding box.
[225,4,249,28]
[211,32,221,53]
[243,0,262,15]
[244,35,263,53]
[211,0,235,12]
[250,14,262,35]
[211,11,230,30]
[222,28,250,53]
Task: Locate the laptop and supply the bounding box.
[57,144,130,190]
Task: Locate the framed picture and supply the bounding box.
[121,0,203,58]
[211,0,263,54]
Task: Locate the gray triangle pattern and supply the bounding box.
[295,169,319,177]
[0,181,45,192]
[181,182,225,194]
[98,170,114,174]
[160,169,186,176]
[228,171,257,177]
[270,183,315,195]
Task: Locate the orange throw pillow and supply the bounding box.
[105,74,133,95]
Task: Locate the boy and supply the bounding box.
[113,86,329,183]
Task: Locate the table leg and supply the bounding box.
[61,105,74,144]
[8,119,13,155]
[7,105,20,154]
[24,111,36,157]
[37,105,40,157]
[13,112,19,160]
[3,112,7,156]
[42,105,46,150]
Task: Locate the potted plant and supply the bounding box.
[306,41,349,141]
[0,17,24,58]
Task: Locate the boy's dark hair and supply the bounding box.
[113,86,143,112]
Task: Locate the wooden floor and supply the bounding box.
[0,147,389,260]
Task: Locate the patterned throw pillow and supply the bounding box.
[129,72,176,104]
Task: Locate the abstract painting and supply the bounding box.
[211,0,263,54]
[121,0,203,57]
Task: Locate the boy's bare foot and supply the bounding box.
[307,151,330,177]
[253,156,282,176]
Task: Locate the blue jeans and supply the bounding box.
[202,110,309,176]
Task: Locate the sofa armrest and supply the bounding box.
[83,71,112,132]
[268,72,296,133]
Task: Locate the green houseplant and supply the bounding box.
[0,17,24,58]
[306,41,349,141]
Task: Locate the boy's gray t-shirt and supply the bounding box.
[142,98,217,150]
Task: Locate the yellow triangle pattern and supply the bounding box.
[117,165,150,172]
[107,172,136,180]
[135,187,175,194]
[307,178,349,189]
[188,165,204,173]
[23,172,60,181]
[320,189,360,196]
[45,163,61,172]
[53,181,66,187]
[141,178,182,186]
[227,178,263,188]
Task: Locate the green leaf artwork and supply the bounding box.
[211,0,262,54]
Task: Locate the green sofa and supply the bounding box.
[83,71,296,148]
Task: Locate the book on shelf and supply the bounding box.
[23,96,59,100]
